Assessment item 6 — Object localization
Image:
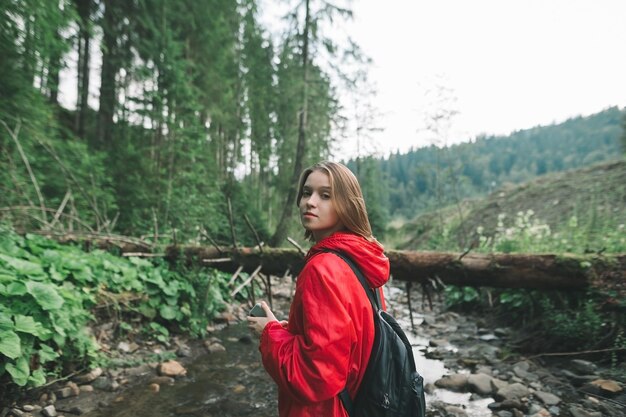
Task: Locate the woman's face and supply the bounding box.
[299,170,344,242]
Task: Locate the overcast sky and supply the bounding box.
[264,0,626,157]
[61,1,626,160]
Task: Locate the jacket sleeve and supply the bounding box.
[259,262,356,404]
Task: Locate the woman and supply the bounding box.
[248,161,390,417]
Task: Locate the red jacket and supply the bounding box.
[260,232,390,417]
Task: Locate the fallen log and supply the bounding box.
[163,245,625,293]
[33,233,626,293]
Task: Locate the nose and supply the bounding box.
[306,193,319,207]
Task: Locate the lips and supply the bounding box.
[303,212,317,217]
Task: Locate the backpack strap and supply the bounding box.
[322,249,382,311]
[322,249,383,417]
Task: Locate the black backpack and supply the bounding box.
[325,250,426,417]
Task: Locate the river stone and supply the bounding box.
[429,338,448,347]
[495,412,512,417]
[117,341,131,352]
[494,328,509,337]
[513,366,538,382]
[443,405,467,417]
[501,399,525,411]
[434,373,468,391]
[21,406,35,412]
[571,359,597,375]
[424,383,436,395]
[568,406,602,417]
[491,378,508,392]
[597,402,624,417]
[468,373,493,395]
[149,383,160,392]
[476,365,493,376]
[468,344,500,360]
[73,367,103,384]
[41,406,57,417]
[92,376,114,391]
[513,360,531,372]
[67,381,80,396]
[528,408,550,417]
[210,343,226,353]
[548,406,561,415]
[232,384,246,394]
[590,378,623,393]
[496,382,529,401]
[534,390,560,405]
[54,387,76,399]
[157,360,187,377]
[176,345,192,357]
[560,370,599,385]
[9,409,23,417]
[79,385,94,392]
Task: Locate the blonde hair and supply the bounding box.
[296,161,375,242]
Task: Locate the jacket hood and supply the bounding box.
[305,231,390,288]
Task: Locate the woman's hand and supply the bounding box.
[247,301,279,336]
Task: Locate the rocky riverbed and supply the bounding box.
[2,279,624,417]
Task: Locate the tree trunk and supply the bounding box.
[75,0,92,139]
[269,0,311,247]
[166,247,625,293]
[97,0,118,149]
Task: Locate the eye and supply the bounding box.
[302,190,312,197]
[321,193,331,199]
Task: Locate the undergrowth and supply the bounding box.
[0,226,241,392]
[439,211,625,360]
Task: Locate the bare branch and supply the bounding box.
[231,264,263,298]
[287,237,307,257]
[49,190,72,229]
[1,119,48,224]
[244,213,264,253]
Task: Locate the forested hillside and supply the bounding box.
[358,107,624,220]
[388,159,626,253]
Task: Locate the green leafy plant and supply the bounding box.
[0,227,231,389]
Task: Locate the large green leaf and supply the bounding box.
[0,272,14,283]
[14,315,38,334]
[137,304,156,319]
[0,254,44,277]
[6,356,30,386]
[14,315,49,339]
[25,281,64,310]
[3,281,27,296]
[29,368,46,386]
[0,312,13,330]
[38,343,59,362]
[48,264,65,282]
[0,330,21,359]
[160,305,177,320]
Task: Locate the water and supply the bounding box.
[394,308,494,417]
[81,285,494,416]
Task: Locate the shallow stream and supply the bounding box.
[82,289,495,417]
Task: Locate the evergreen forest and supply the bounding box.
[1,0,371,247]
